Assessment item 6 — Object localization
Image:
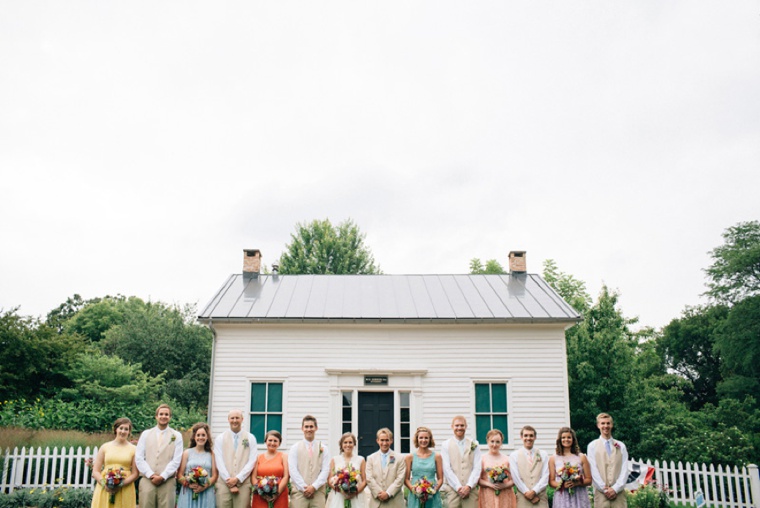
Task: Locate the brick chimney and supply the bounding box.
[509,251,526,274]
[243,249,262,278]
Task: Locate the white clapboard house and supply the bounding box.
[198,250,579,456]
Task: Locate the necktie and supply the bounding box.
[605,440,612,456]
[308,443,313,457]
[527,450,534,466]
[382,454,387,467]
[233,434,239,450]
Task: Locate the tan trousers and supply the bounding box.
[515,491,549,508]
[138,477,176,508]
[594,490,627,508]
[216,481,253,508]
[442,487,479,508]
[290,488,327,508]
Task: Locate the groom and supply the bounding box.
[214,409,258,508]
[366,428,407,508]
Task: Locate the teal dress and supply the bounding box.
[177,449,215,508]
[408,451,442,508]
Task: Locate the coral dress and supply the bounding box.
[91,442,137,508]
[552,454,590,508]
[178,449,215,508]
[252,452,287,508]
[479,460,517,508]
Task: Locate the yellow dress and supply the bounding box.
[91,441,137,508]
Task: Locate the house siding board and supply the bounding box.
[209,323,569,452]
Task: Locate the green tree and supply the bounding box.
[60,350,164,403]
[657,305,727,410]
[469,258,506,274]
[63,295,148,342]
[279,218,380,275]
[714,295,760,403]
[101,302,213,408]
[45,294,90,333]
[542,259,592,314]
[0,309,84,401]
[705,220,760,304]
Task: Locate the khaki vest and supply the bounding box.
[296,441,323,486]
[516,448,543,489]
[447,440,476,485]
[222,431,253,480]
[143,428,177,476]
[594,441,623,488]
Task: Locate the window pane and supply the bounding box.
[268,414,283,434]
[250,414,265,443]
[400,408,410,422]
[399,392,410,406]
[400,423,410,437]
[251,383,266,412]
[493,415,508,441]
[342,391,352,406]
[401,438,410,454]
[342,407,352,421]
[492,384,507,413]
[475,384,491,413]
[267,383,283,412]
[343,422,351,433]
[475,415,490,444]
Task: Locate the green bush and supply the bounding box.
[629,484,670,508]
[0,487,93,508]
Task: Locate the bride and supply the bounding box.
[327,433,368,508]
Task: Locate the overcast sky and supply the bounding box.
[1,2,758,329]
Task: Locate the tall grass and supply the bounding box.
[0,427,113,452]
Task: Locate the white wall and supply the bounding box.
[208,322,570,453]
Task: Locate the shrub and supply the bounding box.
[629,483,671,508]
[0,486,93,508]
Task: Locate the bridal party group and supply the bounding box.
[90,405,629,508]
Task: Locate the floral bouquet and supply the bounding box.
[331,465,360,508]
[486,466,510,496]
[103,466,125,504]
[411,476,436,508]
[183,466,209,500]
[558,462,582,496]
[254,475,280,508]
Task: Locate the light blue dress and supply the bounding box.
[408,451,442,508]
[177,449,215,508]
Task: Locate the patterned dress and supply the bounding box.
[552,454,590,508]
[177,449,216,508]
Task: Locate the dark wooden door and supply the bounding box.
[358,392,394,458]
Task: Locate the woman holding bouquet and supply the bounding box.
[478,430,516,508]
[251,430,289,508]
[548,427,591,508]
[91,417,139,508]
[404,427,443,508]
[327,433,367,508]
[178,423,218,508]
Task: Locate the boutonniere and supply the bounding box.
[389,455,396,464]
[318,443,324,456]
[535,453,542,462]
[170,435,176,443]
[613,441,620,450]
[470,441,478,451]
[242,438,250,448]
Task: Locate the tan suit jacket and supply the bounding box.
[365,451,407,508]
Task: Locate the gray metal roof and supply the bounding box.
[198,274,580,324]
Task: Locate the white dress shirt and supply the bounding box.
[441,438,482,490]
[509,447,549,495]
[135,426,183,480]
[288,439,330,491]
[587,437,628,493]
[214,430,258,483]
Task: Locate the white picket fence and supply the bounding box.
[1,446,97,493]
[630,457,759,508]
[2,447,760,508]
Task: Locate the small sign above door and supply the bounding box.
[364,375,388,386]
